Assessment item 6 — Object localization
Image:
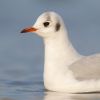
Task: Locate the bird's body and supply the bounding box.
[21,11,100,93]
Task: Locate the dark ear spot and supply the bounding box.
[55,22,60,32]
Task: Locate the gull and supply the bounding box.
[21,11,100,93]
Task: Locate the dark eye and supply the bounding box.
[43,22,50,27]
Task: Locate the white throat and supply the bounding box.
[43,25,82,88]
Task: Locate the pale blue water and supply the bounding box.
[0,0,100,100]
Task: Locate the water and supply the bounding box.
[0,0,100,99]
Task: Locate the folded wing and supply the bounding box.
[69,54,100,81]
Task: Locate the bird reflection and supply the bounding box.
[44,91,100,100]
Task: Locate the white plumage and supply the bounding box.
[21,11,100,93]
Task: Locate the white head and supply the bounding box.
[21,11,65,38]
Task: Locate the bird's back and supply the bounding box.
[69,54,100,81]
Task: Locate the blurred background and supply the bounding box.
[0,0,100,98]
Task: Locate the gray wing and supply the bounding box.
[69,54,100,81]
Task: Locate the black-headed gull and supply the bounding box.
[21,11,100,93]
